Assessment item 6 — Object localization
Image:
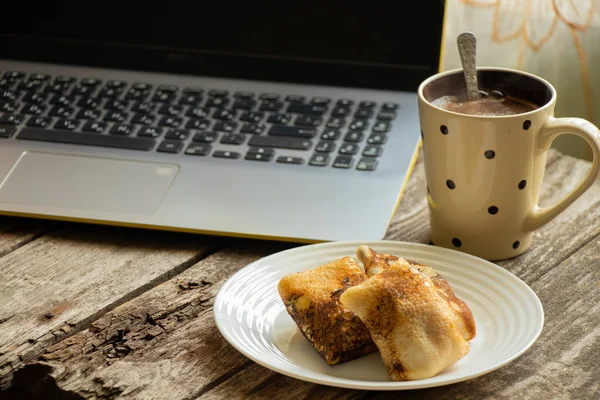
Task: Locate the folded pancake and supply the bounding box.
[277,256,378,365]
[340,246,476,381]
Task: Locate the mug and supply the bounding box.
[417,67,600,261]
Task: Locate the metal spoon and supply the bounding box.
[457,32,479,101]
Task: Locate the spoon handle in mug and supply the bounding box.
[525,117,600,231]
[457,32,479,101]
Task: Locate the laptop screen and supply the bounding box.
[0,2,446,91]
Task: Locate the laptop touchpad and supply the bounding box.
[0,151,179,215]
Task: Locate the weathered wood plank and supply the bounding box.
[0,225,225,389]
[7,240,295,400]
[0,216,55,258]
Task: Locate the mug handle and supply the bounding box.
[525,117,600,231]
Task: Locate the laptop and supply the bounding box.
[0,2,446,243]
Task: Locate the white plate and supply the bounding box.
[213,241,544,390]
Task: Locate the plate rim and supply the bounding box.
[213,240,545,391]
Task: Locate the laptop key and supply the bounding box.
[295,115,322,127]
[22,92,47,104]
[104,111,129,123]
[186,118,211,130]
[106,80,127,89]
[71,84,94,96]
[104,99,129,111]
[367,133,387,144]
[354,109,373,119]
[321,129,341,140]
[131,114,156,125]
[206,97,229,108]
[214,121,238,132]
[132,82,152,91]
[158,116,183,128]
[179,93,203,106]
[80,78,102,86]
[245,152,273,162]
[185,143,211,156]
[326,118,346,128]
[336,99,354,107]
[1,91,19,102]
[0,125,16,138]
[27,116,52,128]
[157,140,183,154]
[234,100,258,111]
[78,97,100,109]
[286,103,327,115]
[0,79,14,89]
[248,136,312,150]
[193,132,219,143]
[48,106,74,117]
[344,131,364,142]
[269,125,316,138]
[110,124,135,136]
[0,114,23,125]
[17,128,155,151]
[239,111,263,122]
[98,87,123,98]
[213,150,240,159]
[372,121,391,133]
[311,97,331,105]
[152,90,176,103]
[186,107,209,118]
[309,154,329,167]
[220,133,246,145]
[331,107,351,117]
[376,111,396,121]
[259,101,283,112]
[315,141,336,153]
[165,129,190,140]
[0,102,19,113]
[276,155,304,164]
[158,104,184,116]
[82,121,107,133]
[77,108,102,120]
[21,104,46,115]
[349,120,368,130]
[213,109,236,121]
[132,102,156,113]
[234,91,254,99]
[357,158,378,171]
[260,93,280,101]
[359,101,377,109]
[125,89,148,101]
[267,113,292,124]
[17,80,43,91]
[339,143,359,155]
[382,102,399,111]
[138,127,164,138]
[208,89,228,97]
[3,71,25,80]
[54,75,75,84]
[362,145,383,157]
[54,119,81,130]
[51,94,76,106]
[240,123,265,134]
[30,73,50,81]
[333,155,354,169]
[285,94,305,103]
[44,83,70,93]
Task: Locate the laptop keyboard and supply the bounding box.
[0,71,399,171]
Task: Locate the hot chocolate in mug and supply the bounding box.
[418,67,600,261]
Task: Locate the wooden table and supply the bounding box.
[1,148,598,400]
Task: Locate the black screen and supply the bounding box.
[0,1,446,91]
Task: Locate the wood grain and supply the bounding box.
[0,224,224,390]
[8,240,295,400]
[0,216,54,258]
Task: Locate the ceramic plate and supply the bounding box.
[213,241,544,390]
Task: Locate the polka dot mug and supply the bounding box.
[418,67,600,261]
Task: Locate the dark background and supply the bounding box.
[0,1,446,91]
